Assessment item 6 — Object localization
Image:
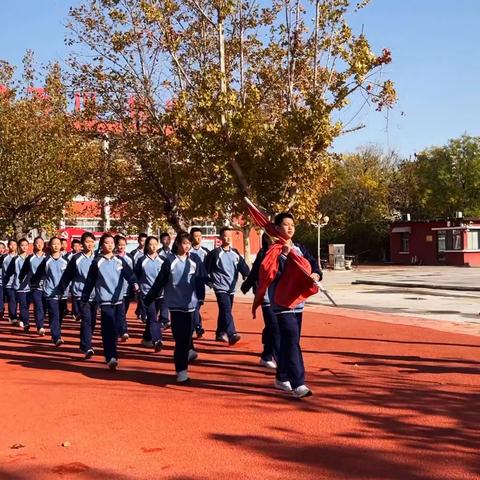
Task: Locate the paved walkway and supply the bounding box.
[301,266,480,331]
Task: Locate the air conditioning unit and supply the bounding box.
[402,213,411,221]
[455,211,463,219]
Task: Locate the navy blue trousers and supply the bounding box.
[100,303,125,362]
[171,311,195,373]
[6,288,17,321]
[31,289,45,329]
[135,293,147,321]
[79,300,97,352]
[214,291,236,338]
[46,298,65,343]
[261,304,280,362]
[146,297,163,343]
[16,291,31,326]
[0,285,4,316]
[193,304,203,332]
[159,301,169,325]
[275,311,305,389]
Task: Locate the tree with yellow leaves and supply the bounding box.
[0,53,100,237]
[67,0,396,258]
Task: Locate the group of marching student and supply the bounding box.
[0,212,320,399]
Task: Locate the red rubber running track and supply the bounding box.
[0,299,479,479]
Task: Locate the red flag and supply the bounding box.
[244,198,319,315]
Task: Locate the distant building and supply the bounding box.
[390,218,480,266]
[60,196,261,256]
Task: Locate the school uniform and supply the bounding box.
[241,248,280,364]
[145,254,206,374]
[2,253,18,322]
[268,244,321,389]
[19,252,46,330]
[134,254,165,349]
[158,247,174,326]
[118,252,134,337]
[4,255,31,328]
[82,255,137,364]
[57,252,97,353]
[31,255,69,344]
[205,246,250,341]
[130,248,146,321]
[189,245,209,336]
[0,254,6,318]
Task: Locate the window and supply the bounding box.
[438,229,464,250]
[65,218,102,230]
[467,231,480,250]
[400,232,410,253]
[437,231,446,252]
[452,230,463,250]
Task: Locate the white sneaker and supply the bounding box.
[107,358,118,371]
[38,328,46,336]
[188,349,198,362]
[120,333,129,342]
[18,321,24,329]
[260,358,277,369]
[274,379,293,392]
[176,370,189,382]
[292,385,313,399]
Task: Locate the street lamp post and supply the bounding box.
[314,214,329,268]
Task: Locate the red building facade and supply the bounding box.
[390,219,480,266]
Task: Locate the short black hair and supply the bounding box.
[99,233,115,247]
[114,234,126,245]
[190,227,202,235]
[71,239,81,246]
[7,238,17,246]
[160,232,170,240]
[49,236,62,246]
[219,226,232,236]
[274,212,294,226]
[17,237,29,245]
[175,231,190,244]
[81,231,96,243]
[138,233,148,241]
[33,236,44,243]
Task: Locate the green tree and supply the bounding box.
[0,55,100,237]
[66,0,396,256]
[396,135,480,219]
[318,146,397,260]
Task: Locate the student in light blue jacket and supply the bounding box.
[134,236,165,352]
[31,237,69,346]
[4,238,31,332]
[2,239,18,324]
[145,232,207,383]
[82,233,138,370]
[189,228,209,338]
[205,227,250,345]
[19,236,47,335]
[115,234,133,342]
[0,245,5,320]
[56,232,97,359]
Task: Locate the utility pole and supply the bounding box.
[314,214,329,267]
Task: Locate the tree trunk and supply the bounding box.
[164,199,189,233]
[242,224,252,266]
[13,216,25,238]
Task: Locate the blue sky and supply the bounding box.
[1,0,478,157]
